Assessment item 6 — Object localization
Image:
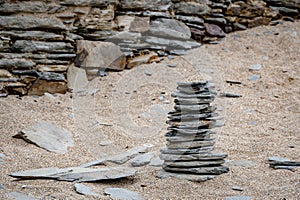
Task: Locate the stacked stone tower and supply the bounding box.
[159,81,229,181]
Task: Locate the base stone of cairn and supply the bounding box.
[158,81,229,182]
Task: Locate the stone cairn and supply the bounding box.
[159,81,229,182]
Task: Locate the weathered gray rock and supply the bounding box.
[130,152,155,167]
[174,2,211,15]
[176,15,204,25]
[142,11,172,18]
[57,0,118,6]
[0,183,4,189]
[12,40,74,53]
[0,153,5,164]
[0,16,67,30]
[264,0,300,8]
[14,121,74,154]
[160,152,227,161]
[0,2,66,14]
[33,60,70,65]
[248,64,262,71]
[164,160,225,168]
[107,144,153,164]
[10,167,72,179]
[164,165,229,175]
[166,140,215,149]
[224,196,251,200]
[204,23,226,37]
[268,156,300,166]
[0,31,64,41]
[38,72,66,81]
[147,18,191,40]
[117,15,135,31]
[232,186,244,191]
[144,36,200,50]
[157,170,215,182]
[119,0,172,11]
[74,183,100,196]
[248,74,260,81]
[149,156,164,167]
[37,65,69,72]
[104,188,145,200]
[67,64,88,92]
[9,192,37,200]
[0,59,35,69]
[10,167,137,182]
[269,6,299,15]
[129,17,150,33]
[76,40,126,71]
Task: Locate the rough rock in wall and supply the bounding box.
[0,0,299,96]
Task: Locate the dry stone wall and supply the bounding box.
[0,0,299,96]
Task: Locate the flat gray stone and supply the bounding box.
[15,121,74,154]
[160,152,227,161]
[147,18,191,40]
[144,36,200,50]
[0,16,67,30]
[0,2,65,14]
[107,144,153,164]
[232,186,244,191]
[57,0,118,6]
[166,140,215,149]
[0,59,35,69]
[248,64,262,71]
[104,188,145,200]
[163,165,229,175]
[130,152,155,167]
[11,167,137,182]
[157,170,215,182]
[268,156,300,166]
[164,160,225,168]
[119,0,172,11]
[38,72,66,81]
[149,156,164,167]
[160,147,214,155]
[248,74,260,81]
[0,153,5,164]
[224,196,251,200]
[10,167,72,179]
[12,40,74,53]
[0,31,64,41]
[9,192,36,200]
[0,183,4,189]
[74,183,99,196]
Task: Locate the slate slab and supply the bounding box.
[10,167,137,182]
[157,170,215,182]
[104,188,145,200]
[74,183,100,196]
[224,196,251,200]
[130,152,155,167]
[107,144,153,164]
[14,121,74,154]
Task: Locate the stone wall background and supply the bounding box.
[0,0,299,96]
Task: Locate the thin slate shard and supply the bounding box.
[10,167,137,182]
[159,81,229,181]
[14,121,74,154]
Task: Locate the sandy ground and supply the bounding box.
[0,21,299,199]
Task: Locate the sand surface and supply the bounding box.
[0,21,299,199]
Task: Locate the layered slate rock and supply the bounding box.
[159,81,229,181]
[14,121,74,154]
[10,166,136,182]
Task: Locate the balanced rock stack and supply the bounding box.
[159,81,229,182]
